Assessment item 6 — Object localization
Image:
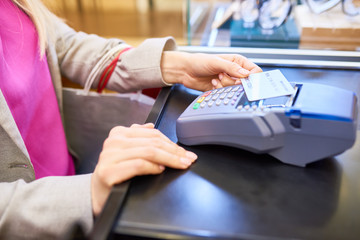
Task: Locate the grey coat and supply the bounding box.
[0,14,176,239]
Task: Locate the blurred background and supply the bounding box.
[43,0,187,46]
[43,0,360,50]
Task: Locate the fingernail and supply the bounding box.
[211,79,218,87]
[186,151,198,161]
[238,68,250,75]
[159,165,165,170]
[219,73,224,80]
[180,157,192,166]
[235,79,242,85]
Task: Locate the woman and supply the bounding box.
[0,0,262,239]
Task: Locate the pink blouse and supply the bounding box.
[0,0,75,178]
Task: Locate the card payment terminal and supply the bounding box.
[176,82,358,167]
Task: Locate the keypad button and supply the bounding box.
[205,95,212,102]
[208,101,215,107]
[232,86,240,92]
[216,99,222,106]
[217,88,225,94]
[224,98,230,105]
[212,94,220,100]
[202,91,211,97]
[197,97,205,103]
[220,93,227,99]
[227,92,235,99]
[224,87,232,93]
[200,102,207,108]
[193,103,200,110]
[211,89,218,94]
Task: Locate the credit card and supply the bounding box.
[242,69,295,101]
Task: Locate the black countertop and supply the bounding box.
[92,66,360,240]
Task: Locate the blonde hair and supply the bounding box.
[11,0,56,57]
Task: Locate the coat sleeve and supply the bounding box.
[52,15,177,93]
[0,174,93,240]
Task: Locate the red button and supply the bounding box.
[202,91,211,97]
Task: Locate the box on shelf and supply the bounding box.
[294,4,360,51]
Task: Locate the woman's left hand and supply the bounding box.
[160,51,262,92]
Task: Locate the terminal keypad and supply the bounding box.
[192,84,291,112]
[193,85,259,111]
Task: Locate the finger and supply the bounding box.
[219,72,240,87]
[211,79,224,89]
[101,146,197,169]
[106,126,191,166]
[108,126,172,144]
[96,159,166,187]
[210,57,248,79]
[249,66,263,74]
[218,54,262,77]
[103,136,187,157]
[235,79,242,85]
[234,56,262,75]
[218,54,253,69]
[131,123,155,129]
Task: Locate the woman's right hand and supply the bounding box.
[91,123,197,216]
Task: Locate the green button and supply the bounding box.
[193,103,200,109]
